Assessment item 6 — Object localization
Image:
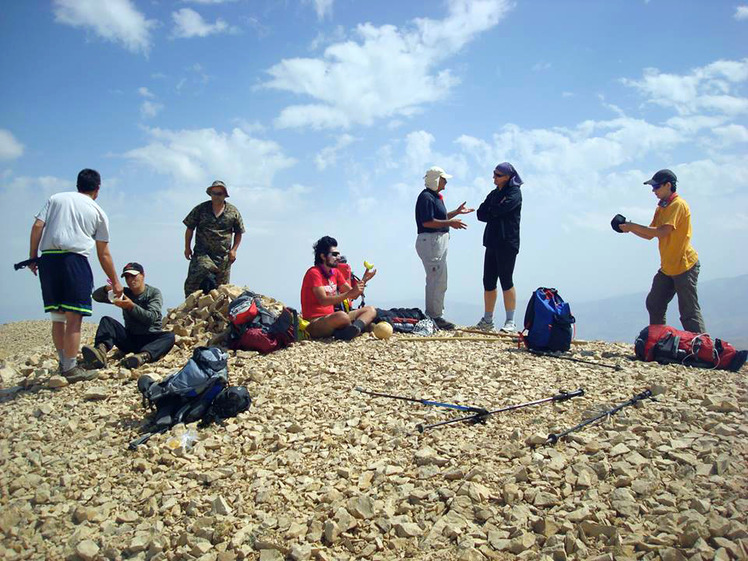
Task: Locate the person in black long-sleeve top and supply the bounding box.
[81,262,175,370]
[475,163,523,332]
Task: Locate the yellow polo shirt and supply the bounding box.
[650,196,698,276]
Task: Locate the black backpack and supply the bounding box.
[129,347,250,448]
[206,387,252,423]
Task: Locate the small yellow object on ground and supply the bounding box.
[373,322,393,340]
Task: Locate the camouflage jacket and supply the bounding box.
[183,201,245,261]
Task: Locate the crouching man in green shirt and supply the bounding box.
[82,262,176,370]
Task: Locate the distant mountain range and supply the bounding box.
[380,274,748,349]
[571,274,748,348]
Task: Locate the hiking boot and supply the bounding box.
[333,320,364,341]
[433,317,456,331]
[122,352,151,370]
[81,343,108,369]
[63,365,98,383]
[474,318,494,331]
[500,320,517,333]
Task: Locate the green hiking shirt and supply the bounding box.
[92,284,164,335]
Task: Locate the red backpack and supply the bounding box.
[635,325,746,372]
[226,291,298,354]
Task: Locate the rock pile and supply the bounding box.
[0,316,746,560]
[162,285,288,348]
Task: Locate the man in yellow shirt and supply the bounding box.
[619,169,706,333]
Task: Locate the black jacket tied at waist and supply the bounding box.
[476,184,522,252]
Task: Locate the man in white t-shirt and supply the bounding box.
[27,168,123,382]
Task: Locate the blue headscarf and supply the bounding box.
[494,162,523,188]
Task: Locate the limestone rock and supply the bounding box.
[47,375,68,389]
[347,495,375,519]
[75,540,99,561]
[212,495,232,516]
[395,522,423,538]
[83,386,108,401]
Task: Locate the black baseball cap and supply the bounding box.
[644,169,677,186]
[121,262,144,277]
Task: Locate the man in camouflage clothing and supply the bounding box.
[183,180,245,297]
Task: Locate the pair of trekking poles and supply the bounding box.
[355,387,654,444]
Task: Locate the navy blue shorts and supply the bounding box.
[39,251,94,316]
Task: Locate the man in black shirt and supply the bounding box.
[82,262,175,369]
[414,166,474,330]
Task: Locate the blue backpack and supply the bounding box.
[129,347,251,449]
[521,288,576,352]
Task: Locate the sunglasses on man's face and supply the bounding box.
[329,251,340,257]
[650,183,661,191]
[210,190,226,196]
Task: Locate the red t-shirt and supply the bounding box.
[300,266,348,319]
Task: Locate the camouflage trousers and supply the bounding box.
[184,254,231,298]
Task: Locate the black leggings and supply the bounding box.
[483,245,518,292]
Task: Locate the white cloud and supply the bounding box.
[263,0,512,129]
[0,129,24,160]
[314,134,356,170]
[1,174,74,197]
[309,26,347,51]
[53,0,155,54]
[306,0,334,20]
[665,115,728,134]
[672,156,748,197]
[171,8,231,38]
[138,87,163,118]
[454,118,684,181]
[140,100,164,119]
[735,5,748,20]
[622,58,748,115]
[532,61,552,72]
[123,127,296,188]
[404,131,436,173]
[713,124,748,144]
[232,119,267,134]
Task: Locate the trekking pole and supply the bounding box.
[13,257,39,271]
[354,387,488,415]
[416,388,584,433]
[528,349,622,371]
[128,427,167,450]
[546,389,654,445]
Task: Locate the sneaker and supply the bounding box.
[432,317,456,331]
[500,320,517,333]
[62,365,98,383]
[122,352,150,370]
[81,343,108,369]
[474,318,495,331]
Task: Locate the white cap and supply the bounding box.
[424,166,452,191]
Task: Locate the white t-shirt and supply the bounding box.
[36,192,110,258]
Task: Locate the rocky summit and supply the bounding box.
[0,286,746,561]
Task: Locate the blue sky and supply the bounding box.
[1,0,747,327]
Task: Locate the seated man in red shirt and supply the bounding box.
[301,236,377,339]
